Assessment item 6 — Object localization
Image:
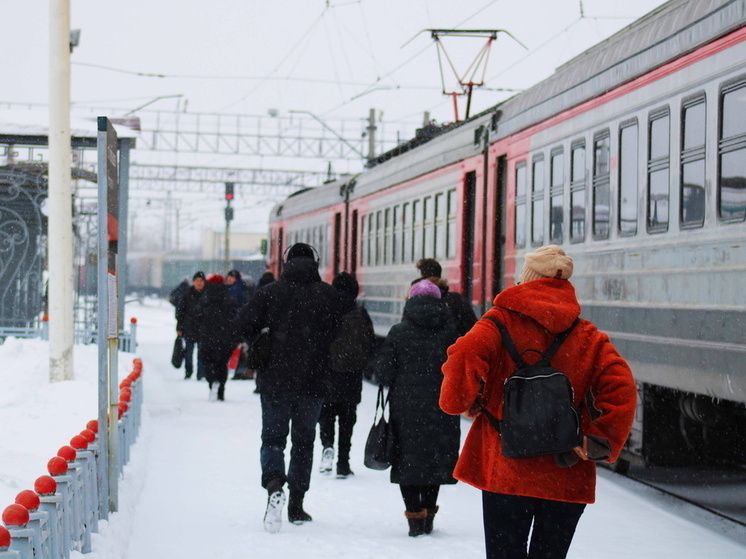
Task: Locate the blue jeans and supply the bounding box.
[260,393,323,494]
[183,339,205,379]
[482,491,586,559]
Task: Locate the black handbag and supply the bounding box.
[171,336,185,369]
[364,386,394,470]
[245,327,271,370]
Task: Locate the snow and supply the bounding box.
[1,298,745,558]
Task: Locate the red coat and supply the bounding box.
[440,279,636,504]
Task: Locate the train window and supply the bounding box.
[647,108,671,232]
[718,81,746,222]
[570,142,586,242]
[514,162,527,248]
[618,121,639,236]
[424,196,434,258]
[435,193,446,260]
[402,203,411,263]
[376,211,383,266]
[413,199,423,261]
[531,156,545,245]
[549,149,564,244]
[593,130,611,239]
[392,205,400,265]
[447,189,457,259]
[384,208,391,265]
[365,214,372,267]
[681,97,706,228]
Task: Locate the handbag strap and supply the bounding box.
[373,385,390,422]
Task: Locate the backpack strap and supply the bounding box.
[538,319,579,365]
[483,316,524,367]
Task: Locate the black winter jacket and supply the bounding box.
[199,284,239,363]
[175,287,204,340]
[234,257,345,398]
[375,295,461,485]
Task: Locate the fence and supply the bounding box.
[0,358,144,559]
[0,318,138,353]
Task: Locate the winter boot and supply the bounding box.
[424,505,439,534]
[263,479,286,534]
[405,509,427,537]
[217,382,225,401]
[336,460,354,479]
[288,491,313,524]
[319,447,334,474]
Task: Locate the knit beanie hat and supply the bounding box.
[226,269,241,280]
[519,245,574,284]
[286,242,316,262]
[207,274,224,284]
[193,271,206,281]
[408,279,442,299]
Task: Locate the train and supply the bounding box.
[266,0,746,469]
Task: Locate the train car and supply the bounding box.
[268,0,746,468]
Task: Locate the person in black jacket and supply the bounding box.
[374,279,461,538]
[176,271,206,380]
[199,274,239,401]
[235,243,345,533]
[318,272,375,479]
[412,258,477,336]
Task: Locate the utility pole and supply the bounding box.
[48,0,74,382]
[224,182,234,273]
[367,109,376,161]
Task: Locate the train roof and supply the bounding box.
[271,174,357,220]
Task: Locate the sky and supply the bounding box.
[0,0,670,249]
[1,299,746,558]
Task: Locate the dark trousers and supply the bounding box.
[400,485,440,513]
[184,338,205,379]
[203,357,228,399]
[482,491,586,559]
[260,393,323,494]
[318,401,357,464]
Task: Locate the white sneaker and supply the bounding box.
[319,447,334,474]
[209,383,219,402]
[263,490,286,533]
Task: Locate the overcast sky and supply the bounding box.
[0,0,670,249]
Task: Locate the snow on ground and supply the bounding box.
[1,297,745,558]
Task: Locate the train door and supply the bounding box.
[493,156,507,296]
[462,171,477,302]
[349,209,359,276]
[333,212,342,276]
[276,227,285,276]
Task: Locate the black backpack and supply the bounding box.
[330,303,374,372]
[480,316,580,459]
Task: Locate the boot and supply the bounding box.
[288,492,312,524]
[336,460,354,479]
[263,479,286,534]
[319,447,334,474]
[217,382,225,401]
[404,509,427,537]
[424,505,439,534]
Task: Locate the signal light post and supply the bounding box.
[224,182,234,273]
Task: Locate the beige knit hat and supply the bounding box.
[519,245,574,284]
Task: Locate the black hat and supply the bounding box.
[332,272,359,298]
[226,269,241,280]
[416,258,442,278]
[193,271,206,281]
[286,243,316,262]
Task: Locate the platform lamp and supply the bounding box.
[224,182,234,273]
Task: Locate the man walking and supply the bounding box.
[235,243,344,533]
[176,271,206,380]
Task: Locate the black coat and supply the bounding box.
[199,284,239,364]
[175,287,204,341]
[375,295,461,485]
[234,257,345,398]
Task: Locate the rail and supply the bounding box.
[0,358,144,559]
[0,318,139,354]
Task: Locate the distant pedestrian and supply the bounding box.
[235,243,345,533]
[412,258,477,336]
[440,245,637,559]
[374,279,461,537]
[199,274,239,401]
[257,271,275,289]
[226,269,252,308]
[176,271,207,380]
[318,272,375,479]
[168,278,190,308]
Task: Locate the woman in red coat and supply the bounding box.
[440,245,636,559]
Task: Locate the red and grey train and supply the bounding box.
[267,0,746,468]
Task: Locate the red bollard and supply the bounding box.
[1,505,28,528]
[13,492,39,513]
[57,446,76,463]
[0,525,10,550]
[47,457,68,477]
[85,420,98,434]
[79,429,96,444]
[69,436,88,451]
[34,477,56,496]
[118,401,129,419]
[119,389,132,403]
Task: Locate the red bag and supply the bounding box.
[227,346,241,370]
